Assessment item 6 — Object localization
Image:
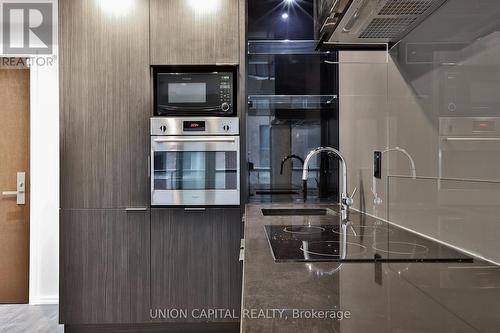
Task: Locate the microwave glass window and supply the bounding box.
[153,151,237,190]
[168,83,207,103]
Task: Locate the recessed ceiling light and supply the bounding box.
[97,0,134,16]
[281,13,289,20]
[188,0,220,14]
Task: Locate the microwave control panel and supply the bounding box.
[219,73,233,112]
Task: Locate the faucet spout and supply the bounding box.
[302,147,352,221]
[280,154,305,175]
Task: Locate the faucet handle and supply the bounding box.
[342,187,357,207]
[350,187,358,199]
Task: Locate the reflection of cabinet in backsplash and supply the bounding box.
[246,41,340,200]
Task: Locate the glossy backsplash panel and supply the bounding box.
[339,0,500,263]
[388,176,500,262]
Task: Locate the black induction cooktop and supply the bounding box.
[265,221,474,263]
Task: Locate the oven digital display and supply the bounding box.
[473,120,495,132]
[183,121,206,132]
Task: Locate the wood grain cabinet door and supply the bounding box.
[150,0,240,65]
[150,208,242,323]
[59,209,151,324]
[59,0,151,209]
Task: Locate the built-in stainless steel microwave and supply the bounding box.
[153,66,237,117]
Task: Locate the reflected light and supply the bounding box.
[281,13,289,20]
[98,0,134,16]
[188,0,220,14]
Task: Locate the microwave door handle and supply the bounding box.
[158,106,222,111]
[154,138,237,143]
[200,106,223,111]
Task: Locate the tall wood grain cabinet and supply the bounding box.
[59,0,151,325]
[150,0,241,65]
[59,0,151,209]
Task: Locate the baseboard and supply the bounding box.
[29,296,59,305]
[64,323,240,333]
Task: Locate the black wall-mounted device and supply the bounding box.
[374,151,382,179]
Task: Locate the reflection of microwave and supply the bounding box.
[153,66,237,117]
[440,65,500,117]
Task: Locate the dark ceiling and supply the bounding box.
[248,0,314,40]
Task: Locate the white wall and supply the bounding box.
[29,55,59,304]
[29,0,59,305]
[0,0,60,304]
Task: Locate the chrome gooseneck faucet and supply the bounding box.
[280,154,305,175]
[302,147,354,222]
[372,147,416,205]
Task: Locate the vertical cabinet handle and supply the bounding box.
[239,238,245,262]
[147,155,150,178]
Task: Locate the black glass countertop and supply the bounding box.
[265,218,473,263]
[243,204,500,333]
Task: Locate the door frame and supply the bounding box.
[0,0,60,304]
[29,0,59,305]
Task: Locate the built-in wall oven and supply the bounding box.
[151,117,240,206]
[153,65,237,117]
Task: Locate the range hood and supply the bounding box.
[317,0,449,49]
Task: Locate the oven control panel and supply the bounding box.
[220,119,236,133]
[151,117,239,136]
[440,117,500,136]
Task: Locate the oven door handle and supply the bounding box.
[443,137,500,142]
[154,137,237,143]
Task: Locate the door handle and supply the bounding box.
[125,207,148,212]
[154,137,236,143]
[1,172,26,205]
[184,208,206,212]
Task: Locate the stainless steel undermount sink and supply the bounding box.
[261,208,337,216]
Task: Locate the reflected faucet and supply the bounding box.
[372,147,417,205]
[302,147,354,222]
[280,154,305,175]
[302,222,349,275]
